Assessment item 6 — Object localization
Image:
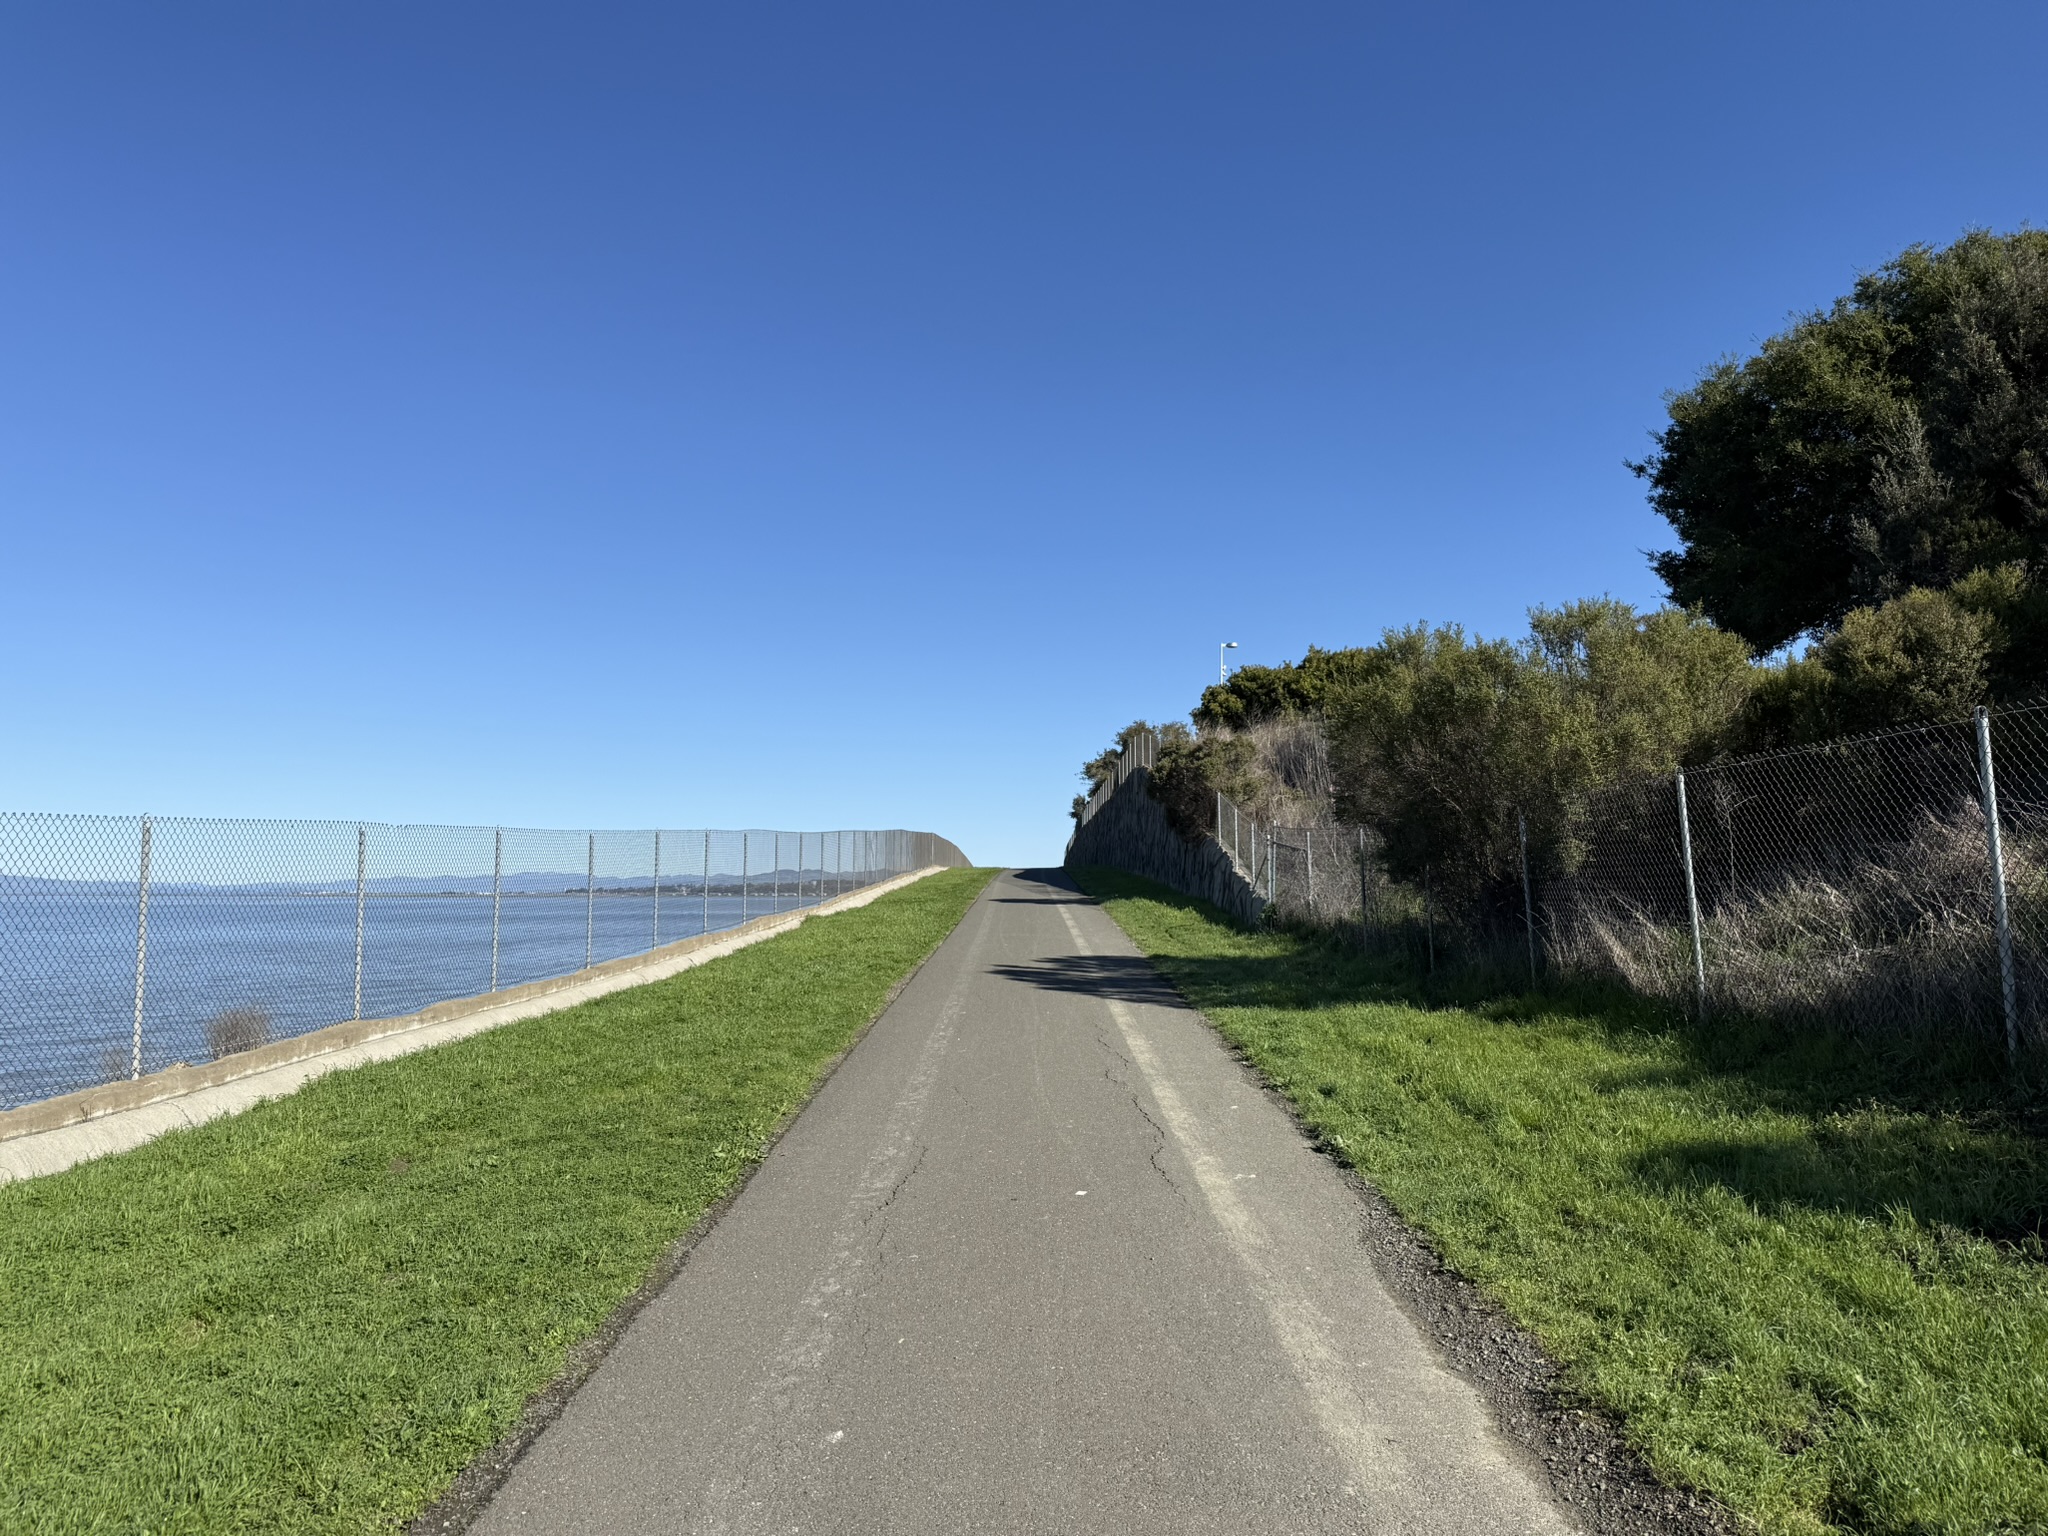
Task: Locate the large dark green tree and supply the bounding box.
[1639,229,2048,654]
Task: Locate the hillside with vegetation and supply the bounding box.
[1065,229,2048,1536]
[1077,228,2048,941]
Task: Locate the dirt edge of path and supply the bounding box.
[1338,1145,1736,1536]
[407,877,992,1536]
[1196,1009,1741,1536]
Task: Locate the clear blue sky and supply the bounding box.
[2,3,2042,867]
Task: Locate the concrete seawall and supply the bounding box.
[0,867,949,1183]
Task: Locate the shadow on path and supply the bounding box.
[990,953,1184,1008]
[1066,863,2048,1250]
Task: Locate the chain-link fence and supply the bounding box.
[0,819,968,1111]
[1264,706,2046,1054]
[1079,708,2048,1057]
[1211,788,1271,895]
[1541,705,2047,1053]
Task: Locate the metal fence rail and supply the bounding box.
[0,819,967,1111]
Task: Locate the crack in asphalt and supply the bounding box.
[1094,1019,1184,1198]
[863,1141,932,1297]
[692,909,994,1534]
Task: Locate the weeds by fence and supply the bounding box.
[0,818,969,1112]
[1074,705,2048,1059]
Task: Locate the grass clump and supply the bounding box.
[1074,866,2048,1536]
[0,867,995,1536]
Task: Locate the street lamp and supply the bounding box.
[1220,641,1239,684]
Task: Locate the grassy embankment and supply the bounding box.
[0,867,996,1536]
[1075,867,2048,1536]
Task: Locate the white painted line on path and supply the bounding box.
[1057,901,1406,1500]
[695,903,997,1531]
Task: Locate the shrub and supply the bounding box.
[1326,601,1754,932]
[205,1008,271,1060]
[1737,584,1997,749]
[1192,646,1382,730]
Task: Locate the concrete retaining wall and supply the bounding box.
[1064,767,1265,927]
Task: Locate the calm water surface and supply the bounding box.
[0,885,837,1110]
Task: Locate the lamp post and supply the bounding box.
[1220,640,1238,684]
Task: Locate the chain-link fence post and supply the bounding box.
[585,833,595,968]
[491,828,503,990]
[353,825,367,1021]
[1975,706,2020,1061]
[1307,828,1315,918]
[702,830,711,934]
[1425,864,1435,975]
[652,830,662,951]
[1676,769,1707,1024]
[131,814,152,1079]
[1357,826,1369,947]
[774,831,781,913]
[1518,811,1536,986]
[741,832,749,924]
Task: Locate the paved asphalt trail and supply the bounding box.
[471,870,1574,1535]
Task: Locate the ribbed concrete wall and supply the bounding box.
[1064,767,1266,928]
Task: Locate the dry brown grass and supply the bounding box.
[1551,809,2044,1047]
[204,1007,272,1060]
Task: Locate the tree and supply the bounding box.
[1193,646,1382,729]
[1639,229,2048,655]
[1737,585,1996,748]
[1326,602,1753,928]
[1148,729,1254,841]
[1327,625,1547,928]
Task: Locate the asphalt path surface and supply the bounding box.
[470,869,1575,1534]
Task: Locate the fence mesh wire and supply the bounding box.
[0,821,965,1111]
[1080,706,2048,1055]
[1544,708,2046,1049]
[1212,789,1271,895]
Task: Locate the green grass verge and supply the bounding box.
[0,867,996,1536]
[1073,867,2048,1536]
